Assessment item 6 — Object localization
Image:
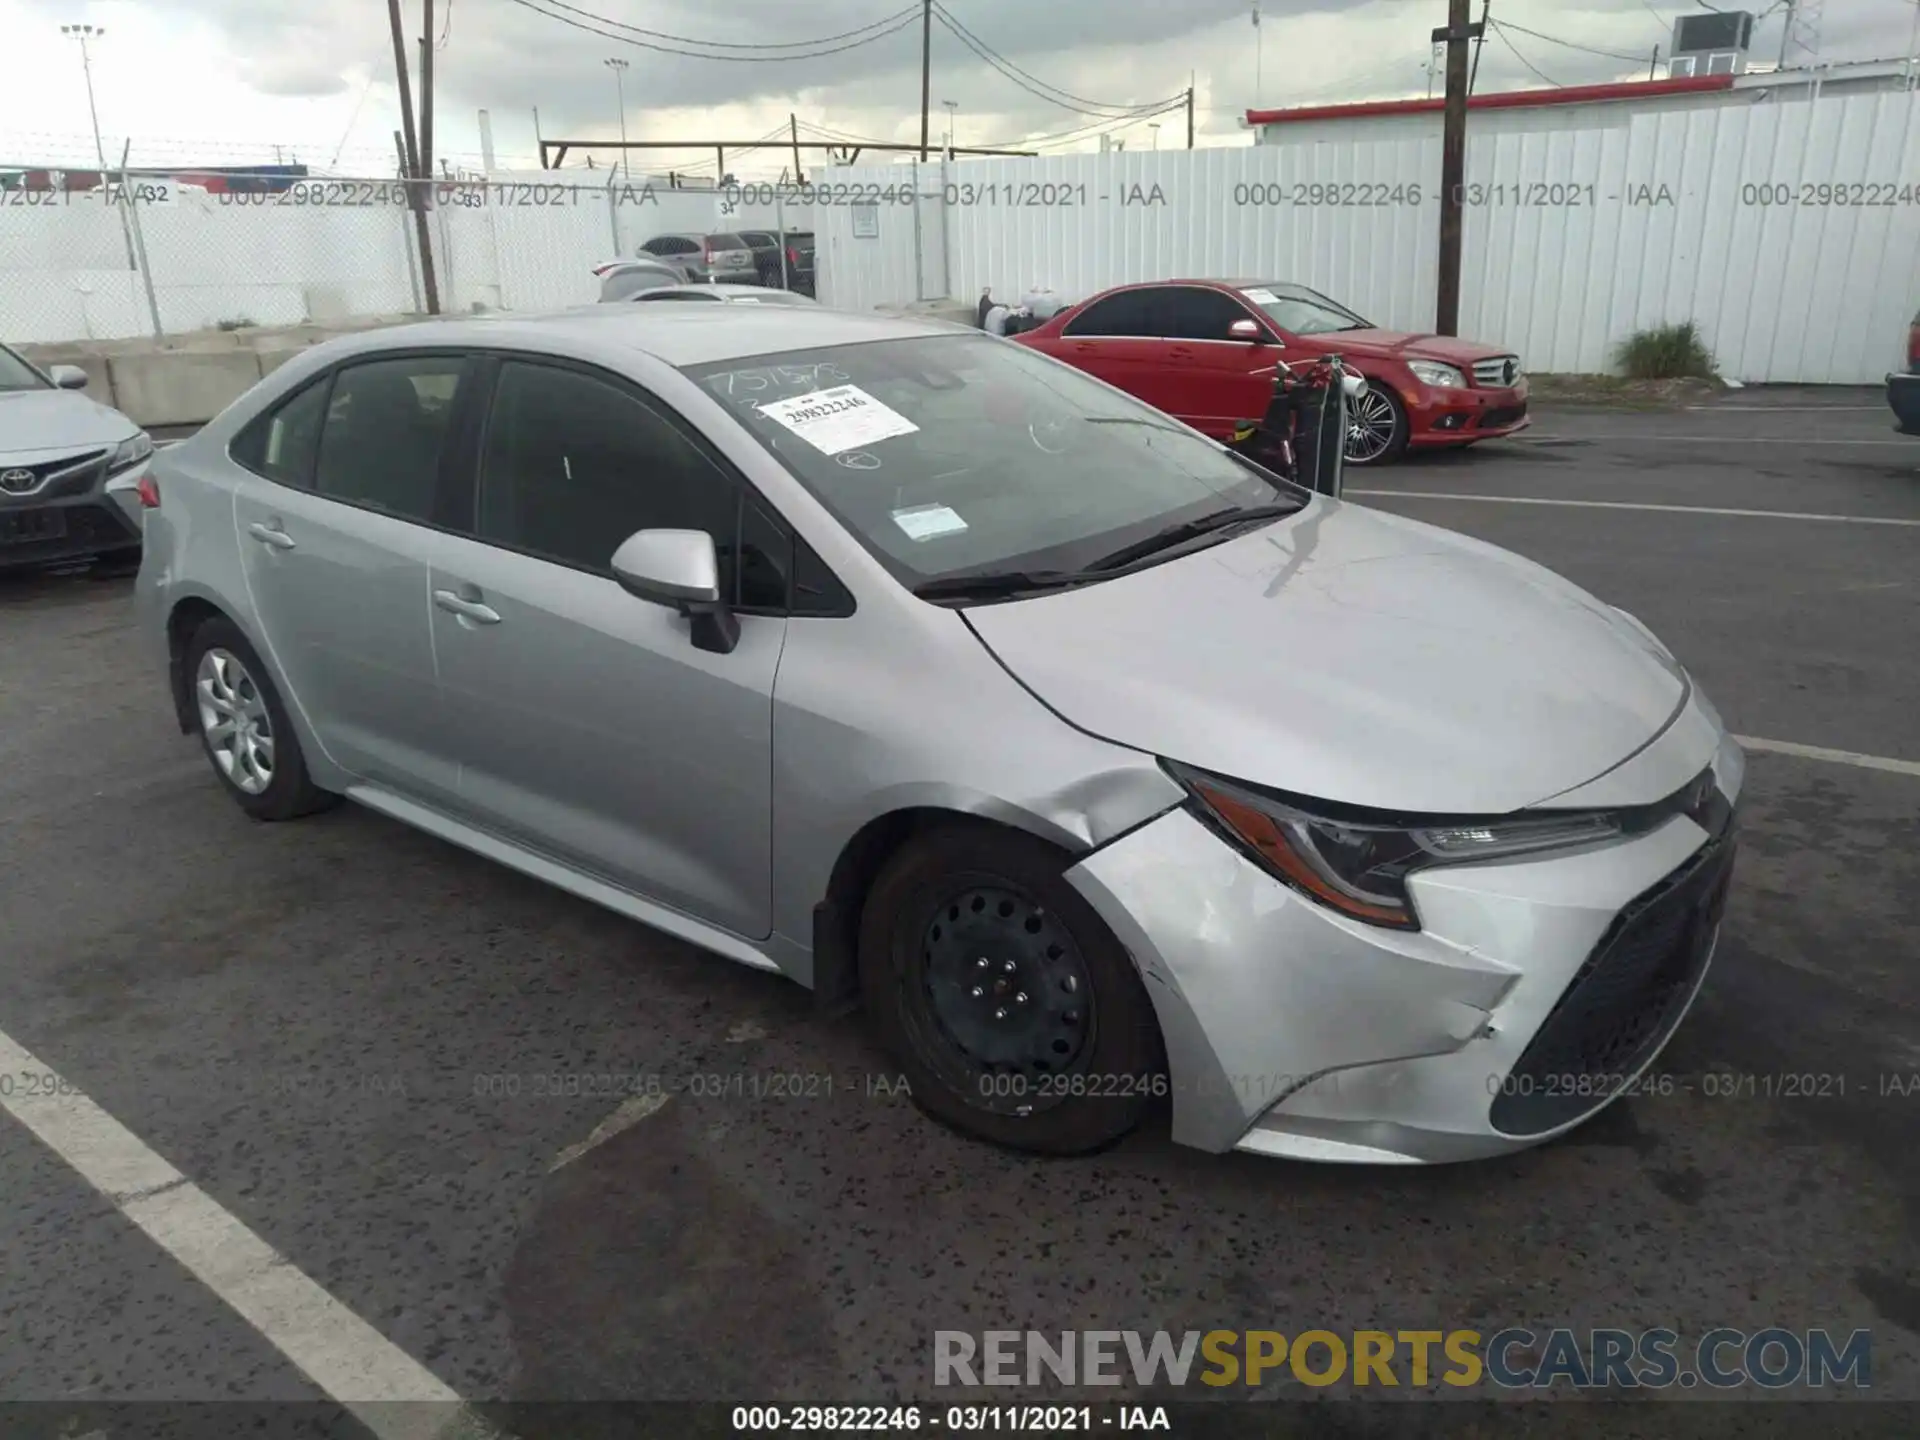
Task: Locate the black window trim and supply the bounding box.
[1062,282,1279,344]
[461,349,854,619]
[226,347,482,536]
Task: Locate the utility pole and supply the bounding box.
[790,113,803,182]
[1186,78,1195,148]
[1777,0,1796,67]
[942,100,958,157]
[919,0,932,160]
[418,0,434,185]
[606,58,630,179]
[386,0,422,177]
[1433,0,1480,336]
[386,0,438,315]
[1469,0,1491,95]
[1252,3,1263,110]
[1649,46,1660,81]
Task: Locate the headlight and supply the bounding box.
[1408,360,1466,389]
[1169,763,1629,931]
[108,432,154,474]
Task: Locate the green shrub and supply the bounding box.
[1615,321,1716,379]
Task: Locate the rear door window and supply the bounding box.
[1062,288,1168,338]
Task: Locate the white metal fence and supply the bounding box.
[0,171,818,344]
[814,86,1920,384]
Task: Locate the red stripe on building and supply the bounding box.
[1246,75,1736,128]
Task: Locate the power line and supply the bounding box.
[498,0,919,60]
[1021,98,1191,151]
[518,0,916,50]
[929,2,1185,117]
[1490,22,1565,85]
[1490,18,1648,63]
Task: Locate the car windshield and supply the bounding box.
[0,345,49,392]
[1240,283,1372,336]
[682,333,1305,592]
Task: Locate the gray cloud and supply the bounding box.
[19,0,1920,168]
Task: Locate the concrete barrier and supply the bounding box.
[106,350,266,428]
[17,314,424,428]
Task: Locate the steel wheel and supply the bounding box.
[1345,387,1403,464]
[915,882,1097,1115]
[196,647,275,795]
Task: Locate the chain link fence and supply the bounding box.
[0,167,824,345]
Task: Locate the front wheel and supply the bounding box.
[859,823,1163,1155]
[1344,384,1410,466]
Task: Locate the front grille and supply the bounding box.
[1472,356,1522,388]
[1489,836,1736,1137]
[0,501,137,562]
[0,448,107,498]
[1479,403,1528,428]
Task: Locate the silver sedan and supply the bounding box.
[136,305,1742,1163]
[1,342,153,568]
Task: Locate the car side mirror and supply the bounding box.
[609,528,740,655]
[1228,319,1266,344]
[48,364,90,390]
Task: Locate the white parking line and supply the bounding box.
[0,1027,487,1440]
[1736,736,1920,778]
[1347,491,1920,527]
[1681,406,1887,412]
[1520,434,1912,446]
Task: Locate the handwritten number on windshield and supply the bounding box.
[707,362,853,404]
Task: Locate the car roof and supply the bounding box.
[639,283,811,301]
[304,305,964,369]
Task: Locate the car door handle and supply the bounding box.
[433,589,501,624]
[247,521,296,551]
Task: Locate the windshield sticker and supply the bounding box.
[891,503,967,542]
[1241,287,1281,305]
[758,385,919,456]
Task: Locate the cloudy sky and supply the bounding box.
[4,0,1918,178]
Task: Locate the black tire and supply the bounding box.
[183,615,340,821]
[859,821,1163,1155]
[1343,384,1410,467]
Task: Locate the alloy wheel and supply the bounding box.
[1344,389,1400,464]
[196,647,275,795]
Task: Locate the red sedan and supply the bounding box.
[1010,278,1529,465]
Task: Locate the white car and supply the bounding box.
[0,342,153,569]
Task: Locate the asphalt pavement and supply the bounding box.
[0,388,1915,1433]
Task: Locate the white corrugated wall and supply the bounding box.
[814,87,1920,383]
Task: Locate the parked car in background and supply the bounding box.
[732,229,815,292]
[782,231,816,294]
[631,284,817,307]
[0,341,153,570]
[1887,307,1920,435]
[637,232,758,285]
[138,305,1740,1166]
[1013,279,1529,466]
[592,258,685,302]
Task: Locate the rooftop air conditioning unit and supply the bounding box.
[1666,10,1754,77]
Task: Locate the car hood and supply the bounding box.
[1319,329,1510,366]
[0,388,138,456]
[962,500,1688,815]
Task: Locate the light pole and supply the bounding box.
[604,57,630,179]
[60,23,109,176]
[941,100,957,158]
[1148,121,1161,150]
